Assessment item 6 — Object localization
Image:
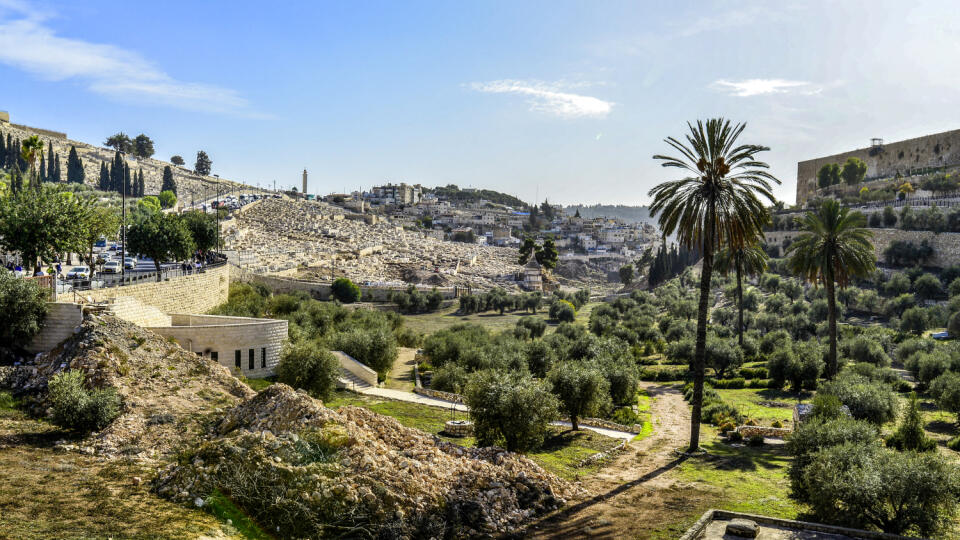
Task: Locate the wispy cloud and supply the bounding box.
[0,0,259,116]
[710,78,823,97]
[468,79,613,119]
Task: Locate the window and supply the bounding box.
[211,351,218,363]
[235,350,241,369]
[261,347,267,368]
[249,349,254,370]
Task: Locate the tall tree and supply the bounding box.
[194,151,212,176]
[649,118,778,452]
[715,242,769,347]
[137,169,146,197]
[52,153,61,183]
[132,134,155,159]
[181,210,217,252]
[535,237,558,269]
[0,184,86,273]
[39,153,46,183]
[123,163,131,198]
[104,133,132,153]
[161,166,177,195]
[170,155,185,166]
[786,199,875,379]
[0,130,6,168]
[98,162,110,191]
[841,157,868,186]
[9,161,23,194]
[67,146,85,184]
[126,212,195,281]
[111,151,124,193]
[79,201,120,270]
[47,141,54,180]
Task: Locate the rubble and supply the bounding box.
[154,384,580,538]
[225,198,527,289]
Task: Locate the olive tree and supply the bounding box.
[547,361,611,430]
[0,271,49,347]
[464,370,559,452]
[275,340,340,400]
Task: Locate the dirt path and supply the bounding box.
[384,347,418,391]
[527,382,699,539]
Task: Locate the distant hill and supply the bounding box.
[564,204,654,225]
[427,184,528,208]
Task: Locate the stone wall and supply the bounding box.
[736,426,792,438]
[765,228,960,268]
[106,296,171,327]
[146,314,287,378]
[85,264,229,316]
[26,302,84,354]
[253,274,458,302]
[797,128,960,204]
[414,387,466,404]
[333,351,379,386]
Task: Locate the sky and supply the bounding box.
[2,0,959,206]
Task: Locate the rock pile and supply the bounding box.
[3,313,253,457]
[225,198,524,288]
[154,384,578,538]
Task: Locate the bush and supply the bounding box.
[842,336,891,367]
[548,361,611,430]
[0,270,49,347]
[787,416,879,498]
[759,330,791,356]
[800,443,960,537]
[394,327,422,348]
[895,337,935,363]
[329,327,397,381]
[930,371,960,422]
[464,370,559,452]
[710,377,746,389]
[899,306,928,336]
[430,364,469,394]
[819,374,898,425]
[549,300,576,323]
[702,401,743,425]
[739,367,767,379]
[331,277,361,303]
[772,420,783,428]
[610,406,642,426]
[47,370,121,432]
[727,431,743,443]
[515,317,547,340]
[747,434,765,447]
[275,341,340,400]
[886,393,936,452]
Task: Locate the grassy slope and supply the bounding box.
[402,301,599,335]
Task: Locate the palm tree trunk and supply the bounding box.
[736,261,744,347]
[826,273,838,379]
[689,242,714,452]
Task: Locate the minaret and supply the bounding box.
[302,169,308,195]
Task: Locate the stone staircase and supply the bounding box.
[337,369,373,390]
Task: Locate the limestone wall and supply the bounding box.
[146,314,287,378]
[85,264,229,316]
[26,302,84,354]
[333,351,379,386]
[106,296,171,327]
[797,128,960,204]
[765,229,960,268]
[253,274,458,302]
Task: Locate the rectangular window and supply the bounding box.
[249,349,254,370]
[211,351,218,363]
[261,347,267,368]
[235,350,241,369]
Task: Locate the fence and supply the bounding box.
[63,258,227,297]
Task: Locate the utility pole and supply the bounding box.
[216,179,221,253]
[120,158,126,284]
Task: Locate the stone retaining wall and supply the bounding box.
[682,509,916,540]
[736,426,792,438]
[567,417,643,434]
[414,387,466,404]
[84,264,229,315]
[766,228,960,267]
[253,274,458,302]
[333,351,379,386]
[26,302,84,354]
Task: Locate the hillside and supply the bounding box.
[0,118,251,200]
[564,204,654,225]
[427,184,529,208]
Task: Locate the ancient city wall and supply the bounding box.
[796,128,960,204]
[765,229,960,267]
[85,264,230,316]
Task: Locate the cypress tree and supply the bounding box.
[124,163,131,196]
[0,130,6,168]
[161,166,176,195]
[67,146,84,184]
[47,141,54,179]
[39,153,46,182]
[50,154,63,182]
[138,169,145,197]
[15,139,27,172]
[10,161,22,194]
[111,151,123,193]
[99,162,109,191]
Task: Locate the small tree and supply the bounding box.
[170,155,185,166]
[104,133,133,153]
[549,299,576,322]
[913,273,942,301]
[930,372,960,423]
[80,203,120,270]
[66,146,84,184]
[0,271,49,347]
[133,134,155,159]
[548,362,611,430]
[0,185,86,273]
[841,157,867,185]
[48,370,121,433]
[161,166,177,195]
[899,307,928,336]
[331,277,361,303]
[194,150,212,176]
[618,264,634,285]
[882,205,897,227]
[181,210,217,252]
[886,393,936,452]
[275,341,339,400]
[464,370,559,452]
[126,212,195,280]
[158,190,177,209]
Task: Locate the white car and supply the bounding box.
[102,261,122,274]
[124,257,138,270]
[66,266,90,279]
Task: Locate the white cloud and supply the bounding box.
[710,78,822,97]
[469,79,613,119]
[0,1,257,116]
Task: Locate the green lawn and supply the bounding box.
[717,388,808,425]
[324,391,621,480]
[401,301,601,336]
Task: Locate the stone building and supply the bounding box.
[796,128,960,204]
[521,258,543,291]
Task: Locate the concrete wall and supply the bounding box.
[146,313,287,378]
[84,264,229,316]
[253,274,458,302]
[797,128,960,204]
[766,228,960,268]
[333,351,378,386]
[107,296,171,327]
[26,302,84,354]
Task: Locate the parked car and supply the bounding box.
[102,261,122,274]
[66,266,90,279]
[123,257,137,270]
[108,243,118,251]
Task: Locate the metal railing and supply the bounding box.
[63,257,227,295]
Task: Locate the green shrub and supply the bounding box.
[394,327,422,348]
[548,361,611,430]
[331,277,361,303]
[788,417,879,498]
[515,316,547,339]
[772,420,783,428]
[430,364,469,394]
[727,431,743,443]
[819,373,897,425]
[710,377,746,389]
[739,367,767,379]
[549,300,576,323]
[464,370,558,452]
[718,421,736,434]
[48,370,121,432]
[948,435,960,451]
[930,371,960,423]
[329,327,397,381]
[0,270,49,348]
[702,402,743,425]
[747,434,765,447]
[275,341,340,400]
[610,406,642,426]
[886,393,936,452]
[842,336,891,367]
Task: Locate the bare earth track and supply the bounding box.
[527,382,703,539]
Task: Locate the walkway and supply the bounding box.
[337,370,635,441]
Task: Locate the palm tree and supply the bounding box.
[650,118,779,452]
[786,199,875,379]
[715,241,769,347]
[20,135,44,188]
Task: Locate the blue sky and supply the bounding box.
[2,0,958,205]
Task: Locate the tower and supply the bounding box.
[302,169,308,195]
